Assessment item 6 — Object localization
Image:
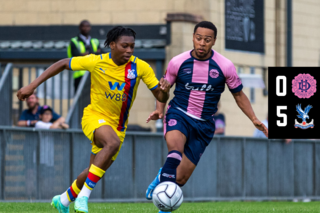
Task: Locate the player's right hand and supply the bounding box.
[146,110,164,123]
[159,78,171,93]
[17,85,35,101]
[253,118,268,138]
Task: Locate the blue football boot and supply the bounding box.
[146,167,162,200]
[51,195,69,213]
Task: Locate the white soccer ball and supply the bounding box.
[152,181,183,212]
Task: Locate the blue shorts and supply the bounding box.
[164,108,215,165]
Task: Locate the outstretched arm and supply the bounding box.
[151,78,171,103]
[146,100,167,123]
[17,58,70,101]
[232,90,268,137]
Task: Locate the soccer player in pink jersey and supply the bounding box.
[145,21,268,213]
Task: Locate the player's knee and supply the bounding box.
[106,138,120,156]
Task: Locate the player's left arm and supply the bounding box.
[232,91,268,137]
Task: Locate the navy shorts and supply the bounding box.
[164,108,215,165]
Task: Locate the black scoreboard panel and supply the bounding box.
[268,67,320,139]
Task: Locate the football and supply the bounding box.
[152,181,183,212]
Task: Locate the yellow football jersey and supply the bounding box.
[70,53,159,131]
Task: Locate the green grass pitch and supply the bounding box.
[0,201,318,212]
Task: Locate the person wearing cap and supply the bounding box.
[35,105,69,129]
[17,92,62,127]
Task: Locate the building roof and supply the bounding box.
[0,24,170,60]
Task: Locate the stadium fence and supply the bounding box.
[0,64,13,126]
[0,126,318,201]
[0,63,79,125]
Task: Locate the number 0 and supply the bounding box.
[277,106,287,127]
[276,76,286,96]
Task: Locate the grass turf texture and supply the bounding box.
[0,201,318,212]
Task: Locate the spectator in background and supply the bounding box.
[213,102,226,135]
[17,93,62,127]
[68,20,101,92]
[35,105,69,129]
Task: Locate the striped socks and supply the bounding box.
[78,164,105,198]
[160,150,182,183]
[60,180,81,207]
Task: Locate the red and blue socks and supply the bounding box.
[78,164,105,198]
[60,180,81,207]
[160,150,182,183]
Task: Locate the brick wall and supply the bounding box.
[0,0,211,25]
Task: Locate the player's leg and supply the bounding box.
[147,130,187,213]
[52,155,100,212]
[175,153,196,186]
[160,130,186,183]
[75,125,120,213]
[146,109,188,200]
[146,130,186,200]
[176,116,215,186]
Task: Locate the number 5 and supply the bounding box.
[277,106,287,127]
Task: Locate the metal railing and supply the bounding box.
[65,72,90,129]
[0,126,319,201]
[0,63,85,126]
[0,64,13,126]
[14,64,74,117]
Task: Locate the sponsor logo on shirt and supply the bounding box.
[185,83,214,91]
[127,69,136,79]
[105,92,127,102]
[108,82,126,91]
[162,173,175,178]
[106,82,127,102]
[183,68,192,74]
[122,93,127,102]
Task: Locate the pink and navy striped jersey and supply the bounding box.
[164,50,243,120]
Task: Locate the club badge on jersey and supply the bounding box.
[209,69,219,78]
[127,69,136,79]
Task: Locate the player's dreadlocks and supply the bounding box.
[194,21,218,39]
[104,26,136,47]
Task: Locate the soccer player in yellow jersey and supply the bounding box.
[17,26,171,213]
